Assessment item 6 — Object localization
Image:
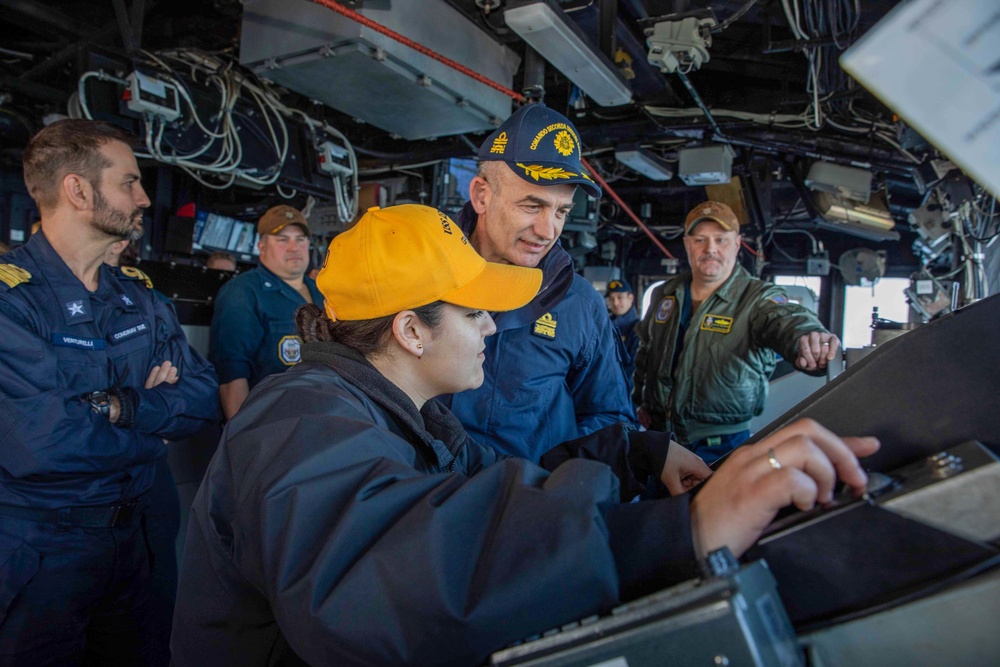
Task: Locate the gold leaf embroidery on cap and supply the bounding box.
[516,163,577,183]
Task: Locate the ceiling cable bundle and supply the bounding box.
[73,48,359,224]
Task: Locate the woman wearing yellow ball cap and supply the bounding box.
[172,204,878,666]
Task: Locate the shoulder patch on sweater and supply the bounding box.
[0,264,32,290]
[120,266,153,289]
[699,314,733,334]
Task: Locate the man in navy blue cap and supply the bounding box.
[606,278,640,392]
[443,104,635,461]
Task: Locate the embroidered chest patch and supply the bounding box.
[110,322,149,345]
[52,334,106,350]
[700,314,733,334]
[654,296,676,324]
[532,312,557,339]
[278,335,302,365]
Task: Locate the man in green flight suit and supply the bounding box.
[634,201,839,464]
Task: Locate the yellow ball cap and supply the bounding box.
[316,204,542,321]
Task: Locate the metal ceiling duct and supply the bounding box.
[240,0,520,140]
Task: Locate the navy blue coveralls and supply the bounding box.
[209,265,324,390]
[0,232,219,664]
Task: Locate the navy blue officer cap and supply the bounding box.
[606,278,633,295]
[478,104,602,199]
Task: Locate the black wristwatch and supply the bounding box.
[85,390,112,419]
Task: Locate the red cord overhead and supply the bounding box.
[309,0,525,103]
[741,240,763,258]
[309,2,673,260]
[580,157,676,260]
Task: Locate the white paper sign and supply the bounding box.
[841,0,1000,197]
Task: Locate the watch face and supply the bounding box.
[88,391,111,412]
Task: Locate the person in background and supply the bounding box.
[606,278,640,390]
[205,251,236,272]
[634,201,840,464]
[170,203,879,667]
[209,205,323,420]
[443,103,635,461]
[0,242,10,255]
[0,118,219,663]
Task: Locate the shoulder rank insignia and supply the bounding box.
[120,266,154,289]
[532,312,557,339]
[0,264,32,289]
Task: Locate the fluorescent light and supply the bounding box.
[814,192,900,241]
[505,0,632,107]
[615,147,673,180]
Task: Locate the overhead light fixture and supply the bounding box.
[814,192,900,241]
[805,162,873,203]
[504,0,632,107]
[615,146,673,181]
[677,144,734,185]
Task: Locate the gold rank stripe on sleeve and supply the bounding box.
[120,266,154,289]
[0,264,32,289]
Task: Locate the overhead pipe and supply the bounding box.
[581,157,676,259]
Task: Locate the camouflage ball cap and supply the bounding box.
[478,104,602,199]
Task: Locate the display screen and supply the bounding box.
[193,211,259,256]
